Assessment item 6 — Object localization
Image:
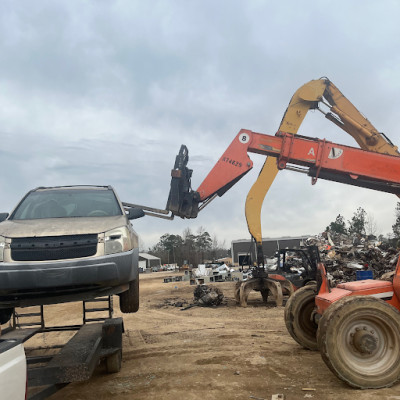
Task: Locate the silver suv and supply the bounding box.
[0,185,144,321]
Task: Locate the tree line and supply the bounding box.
[326,207,370,236]
[326,203,400,242]
[148,203,400,267]
[147,227,230,266]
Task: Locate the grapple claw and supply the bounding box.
[235,277,292,307]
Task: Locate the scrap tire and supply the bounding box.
[317,296,400,389]
[106,349,122,373]
[0,308,13,324]
[119,279,139,313]
[284,284,318,350]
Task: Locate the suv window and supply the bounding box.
[11,189,123,220]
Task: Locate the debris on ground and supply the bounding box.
[156,286,224,309]
[157,298,190,308]
[193,285,224,306]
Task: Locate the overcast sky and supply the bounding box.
[1,1,400,250]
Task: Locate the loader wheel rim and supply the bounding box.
[339,316,398,376]
[352,328,378,354]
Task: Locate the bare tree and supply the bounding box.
[210,235,229,261]
[196,226,212,263]
[182,227,196,265]
[211,235,219,260]
[365,212,378,236]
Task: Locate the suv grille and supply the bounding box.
[11,234,98,261]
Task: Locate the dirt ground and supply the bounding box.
[24,271,400,400]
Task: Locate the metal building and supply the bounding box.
[139,253,161,271]
[231,236,310,265]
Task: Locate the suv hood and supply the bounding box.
[0,216,127,238]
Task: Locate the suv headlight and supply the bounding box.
[104,226,132,255]
[0,236,5,262]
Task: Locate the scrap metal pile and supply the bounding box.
[306,233,399,286]
[193,285,224,306]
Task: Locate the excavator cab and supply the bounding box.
[273,246,319,289]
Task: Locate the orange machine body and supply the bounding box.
[196,129,400,202]
[315,259,400,315]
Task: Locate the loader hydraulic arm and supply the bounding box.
[167,129,400,257]
[197,129,400,200]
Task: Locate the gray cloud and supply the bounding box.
[0,0,399,249]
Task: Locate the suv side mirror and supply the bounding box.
[0,213,9,222]
[126,208,145,220]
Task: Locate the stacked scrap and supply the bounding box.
[309,233,399,286]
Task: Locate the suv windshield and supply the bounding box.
[11,189,123,220]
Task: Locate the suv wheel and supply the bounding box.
[119,279,139,313]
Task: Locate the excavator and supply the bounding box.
[160,78,400,389]
[166,77,399,307]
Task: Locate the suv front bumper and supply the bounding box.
[0,249,138,303]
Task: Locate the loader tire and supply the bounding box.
[119,279,139,313]
[317,296,400,389]
[284,284,318,350]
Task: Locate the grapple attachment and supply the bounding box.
[166,145,200,219]
[234,277,294,307]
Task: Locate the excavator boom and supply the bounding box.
[245,78,399,258]
[167,128,400,220]
[166,78,400,265]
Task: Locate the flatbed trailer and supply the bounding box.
[1,298,123,400]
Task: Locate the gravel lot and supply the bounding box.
[24,271,400,400]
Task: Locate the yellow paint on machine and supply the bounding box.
[245,79,326,245]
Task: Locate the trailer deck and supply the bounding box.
[1,297,123,400]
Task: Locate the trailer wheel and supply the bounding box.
[284,284,318,350]
[317,296,400,389]
[0,308,13,324]
[119,279,139,313]
[106,349,122,373]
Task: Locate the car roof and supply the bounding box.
[33,185,114,192]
